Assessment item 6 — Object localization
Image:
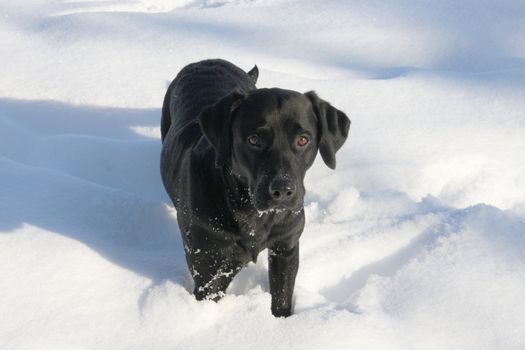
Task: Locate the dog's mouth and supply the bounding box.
[253,199,301,212]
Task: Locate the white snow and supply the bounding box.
[1,0,525,349]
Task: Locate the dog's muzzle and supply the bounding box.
[253,174,302,211]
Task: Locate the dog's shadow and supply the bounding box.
[0,98,191,305]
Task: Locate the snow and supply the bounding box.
[1,0,525,349]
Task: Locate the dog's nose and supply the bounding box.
[269,176,296,201]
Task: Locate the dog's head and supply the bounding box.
[199,88,350,211]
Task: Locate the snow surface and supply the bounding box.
[1,0,525,349]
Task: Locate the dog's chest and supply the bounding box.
[233,209,283,261]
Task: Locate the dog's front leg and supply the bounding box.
[268,243,299,317]
[192,250,243,302]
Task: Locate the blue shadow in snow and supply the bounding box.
[0,98,188,301]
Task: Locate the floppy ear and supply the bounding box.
[305,91,351,169]
[198,91,245,168]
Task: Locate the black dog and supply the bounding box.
[160,59,350,317]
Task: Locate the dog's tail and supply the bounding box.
[161,79,177,143]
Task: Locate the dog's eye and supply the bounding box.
[247,134,260,147]
[297,136,309,147]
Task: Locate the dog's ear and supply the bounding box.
[198,91,245,168]
[247,65,258,85]
[305,91,351,169]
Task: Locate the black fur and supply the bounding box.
[160,59,350,317]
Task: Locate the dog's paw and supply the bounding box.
[194,288,225,302]
[271,306,292,318]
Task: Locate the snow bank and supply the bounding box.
[1,0,524,349]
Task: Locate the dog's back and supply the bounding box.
[161,59,257,142]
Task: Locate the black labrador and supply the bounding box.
[160,59,350,317]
